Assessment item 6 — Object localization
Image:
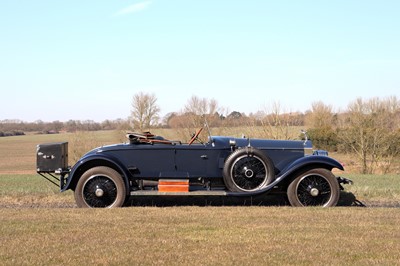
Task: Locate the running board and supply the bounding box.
[130,191,227,196]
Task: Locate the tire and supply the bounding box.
[223,147,275,192]
[287,168,340,207]
[74,166,126,208]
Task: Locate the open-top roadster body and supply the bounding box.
[37,129,352,208]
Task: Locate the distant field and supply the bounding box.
[0,131,119,174]
[0,128,382,174]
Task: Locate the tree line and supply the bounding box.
[0,119,130,135]
[1,93,399,174]
[130,93,400,174]
[305,98,400,174]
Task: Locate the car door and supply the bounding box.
[123,145,176,178]
[174,145,209,179]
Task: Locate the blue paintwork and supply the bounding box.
[62,135,344,194]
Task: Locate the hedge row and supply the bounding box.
[0,131,25,137]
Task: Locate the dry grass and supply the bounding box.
[1,174,400,208]
[0,131,120,174]
[0,174,74,208]
[1,207,400,265]
[1,173,400,265]
[345,174,400,207]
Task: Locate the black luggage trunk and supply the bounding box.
[36,142,68,173]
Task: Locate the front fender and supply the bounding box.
[278,155,344,178]
[227,155,344,197]
[62,153,132,194]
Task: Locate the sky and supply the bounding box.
[1,0,399,122]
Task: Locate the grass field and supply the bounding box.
[1,174,399,208]
[1,131,400,265]
[1,207,400,265]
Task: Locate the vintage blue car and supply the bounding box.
[36,128,352,208]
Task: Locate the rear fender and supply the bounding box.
[62,154,132,194]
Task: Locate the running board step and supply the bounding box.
[158,179,189,192]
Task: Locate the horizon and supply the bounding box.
[1,94,397,124]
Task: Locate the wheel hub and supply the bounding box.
[310,187,319,197]
[244,167,254,178]
[95,187,104,197]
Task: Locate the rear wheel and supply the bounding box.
[75,166,126,208]
[287,168,339,207]
[223,147,274,192]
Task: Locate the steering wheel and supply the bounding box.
[188,127,203,145]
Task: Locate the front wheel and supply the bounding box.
[287,168,340,207]
[74,166,126,208]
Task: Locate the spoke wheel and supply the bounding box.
[287,168,339,207]
[75,166,126,208]
[223,147,274,192]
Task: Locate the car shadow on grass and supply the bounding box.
[337,191,367,207]
[125,191,366,207]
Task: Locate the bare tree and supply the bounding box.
[338,96,400,174]
[166,95,226,142]
[257,102,300,140]
[130,92,160,131]
[304,101,338,151]
[182,95,222,127]
[306,101,334,128]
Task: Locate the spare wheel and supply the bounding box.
[222,147,274,192]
